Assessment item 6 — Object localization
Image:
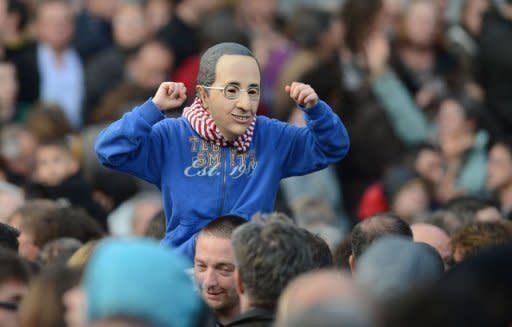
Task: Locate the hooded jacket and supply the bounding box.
[95,99,349,260]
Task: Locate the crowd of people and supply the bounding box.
[1,0,512,326]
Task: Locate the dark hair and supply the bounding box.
[55,206,105,243]
[385,244,512,327]
[36,138,73,155]
[424,210,463,235]
[0,248,31,285]
[198,11,250,52]
[7,0,30,32]
[9,201,103,250]
[26,103,73,143]
[382,165,421,202]
[443,196,499,225]
[199,215,247,239]
[0,222,20,251]
[440,92,484,128]
[9,200,62,248]
[286,7,335,49]
[232,221,315,307]
[333,235,352,270]
[197,42,258,88]
[351,213,413,258]
[341,0,383,53]
[92,171,140,212]
[144,210,166,240]
[302,229,333,269]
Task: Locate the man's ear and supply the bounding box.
[234,269,244,296]
[349,254,356,274]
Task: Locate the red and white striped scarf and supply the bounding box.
[182,97,256,152]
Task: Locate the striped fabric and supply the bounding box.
[182,97,255,152]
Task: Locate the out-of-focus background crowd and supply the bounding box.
[0,0,512,326]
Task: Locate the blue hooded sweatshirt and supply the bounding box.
[95,99,349,261]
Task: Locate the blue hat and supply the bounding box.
[84,238,203,327]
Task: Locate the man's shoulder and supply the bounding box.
[225,308,274,327]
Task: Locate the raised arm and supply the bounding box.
[279,82,350,178]
[95,82,187,184]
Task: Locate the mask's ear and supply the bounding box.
[196,85,209,109]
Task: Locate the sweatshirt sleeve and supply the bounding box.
[279,100,350,178]
[371,70,429,145]
[94,99,167,185]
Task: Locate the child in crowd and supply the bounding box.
[25,140,107,228]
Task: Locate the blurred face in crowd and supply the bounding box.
[415,148,444,186]
[0,63,18,121]
[323,16,344,54]
[112,3,148,49]
[199,55,260,141]
[462,0,491,35]
[391,179,429,221]
[33,145,79,187]
[438,99,472,136]
[145,0,172,35]
[131,201,162,236]
[194,234,240,320]
[404,0,439,47]
[36,1,75,51]
[86,0,120,19]
[487,143,512,192]
[4,129,38,179]
[190,0,219,16]
[238,0,277,24]
[0,191,23,224]
[384,0,405,24]
[0,279,28,327]
[8,214,39,262]
[129,42,173,90]
[63,286,86,327]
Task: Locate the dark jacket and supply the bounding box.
[225,308,274,327]
[25,172,107,230]
[157,14,199,68]
[478,7,512,136]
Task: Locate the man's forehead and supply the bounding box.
[197,233,232,245]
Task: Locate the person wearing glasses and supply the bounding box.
[95,42,350,261]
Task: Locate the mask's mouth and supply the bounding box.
[231,113,252,122]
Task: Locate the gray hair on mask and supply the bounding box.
[196,42,259,92]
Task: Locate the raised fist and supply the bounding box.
[285,82,319,109]
[152,82,187,111]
